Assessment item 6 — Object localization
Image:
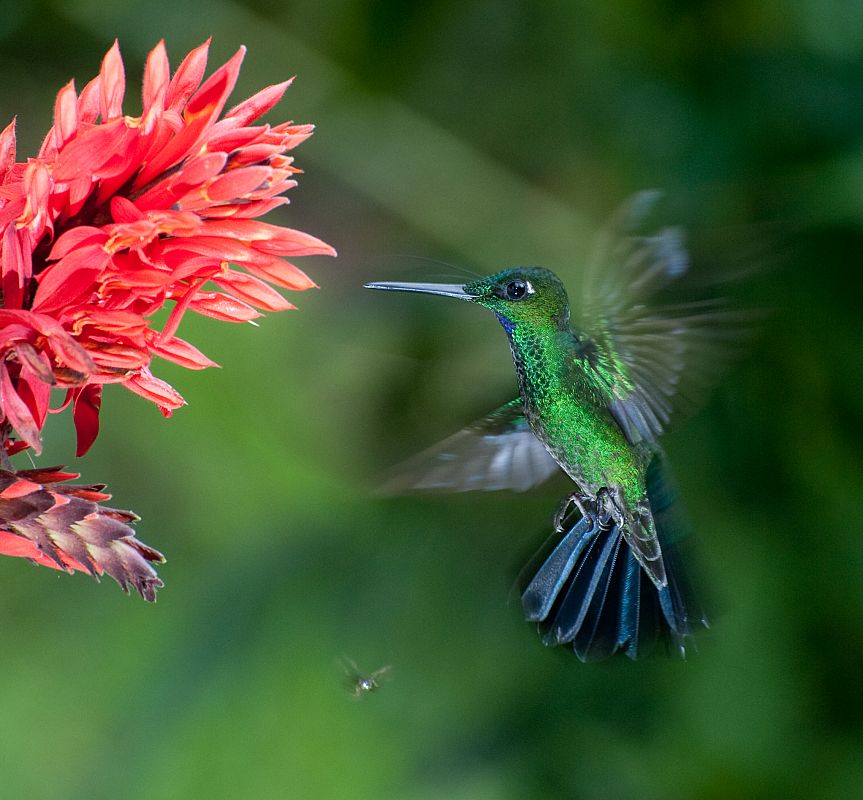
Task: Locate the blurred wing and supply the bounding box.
[380,399,561,493]
[576,190,743,444]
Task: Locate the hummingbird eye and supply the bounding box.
[503,279,532,301]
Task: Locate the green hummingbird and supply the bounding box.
[366,193,726,660]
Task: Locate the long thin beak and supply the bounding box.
[364,281,475,300]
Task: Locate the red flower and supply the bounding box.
[0,39,334,455]
[0,40,334,598]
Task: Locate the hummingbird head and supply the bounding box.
[463,267,571,334]
[365,267,571,335]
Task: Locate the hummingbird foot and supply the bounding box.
[553,492,597,532]
[596,486,627,530]
[553,487,627,532]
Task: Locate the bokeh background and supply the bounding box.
[1,1,861,798]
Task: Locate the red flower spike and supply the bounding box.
[0,467,164,601]
[1,38,333,445]
[0,40,334,599]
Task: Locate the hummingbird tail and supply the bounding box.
[520,458,706,661]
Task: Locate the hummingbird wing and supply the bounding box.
[379,398,561,493]
[575,191,740,444]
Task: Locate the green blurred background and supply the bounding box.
[1,1,861,798]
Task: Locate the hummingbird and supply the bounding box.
[366,193,728,661]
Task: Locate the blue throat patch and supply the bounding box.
[496,313,517,335]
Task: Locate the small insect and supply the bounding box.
[340,657,392,697]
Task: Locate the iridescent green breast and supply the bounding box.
[507,324,647,507]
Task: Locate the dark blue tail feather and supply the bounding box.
[521,516,597,624]
[520,456,706,661]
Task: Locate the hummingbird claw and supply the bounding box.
[553,492,596,531]
[596,486,626,529]
[554,488,627,532]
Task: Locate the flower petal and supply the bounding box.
[77,76,102,124]
[110,196,145,224]
[124,367,185,413]
[52,118,137,182]
[142,40,170,118]
[72,384,102,456]
[53,80,79,148]
[32,244,112,314]
[0,362,42,453]
[189,290,261,322]
[99,40,126,121]
[149,335,218,370]
[47,226,108,260]
[212,269,295,312]
[224,79,292,126]
[2,225,31,310]
[0,118,17,181]
[165,39,210,113]
[200,219,337,257]
[243,257,317,291]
